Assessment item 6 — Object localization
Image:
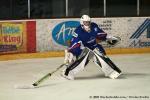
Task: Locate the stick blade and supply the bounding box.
[14,84,35,89]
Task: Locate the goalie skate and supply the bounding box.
[61,70,74,80]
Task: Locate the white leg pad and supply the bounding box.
[93,48,121,78]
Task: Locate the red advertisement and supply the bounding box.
[0,21,36,54]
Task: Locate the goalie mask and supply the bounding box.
[80,15,91,32]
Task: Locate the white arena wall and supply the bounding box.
[36,17,150,52]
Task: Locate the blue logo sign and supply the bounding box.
[130,18,150,39]
[52,21,80,46]
[130,18,150,47]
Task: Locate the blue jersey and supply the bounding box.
[68,22,107,56]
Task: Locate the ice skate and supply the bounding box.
[61,69,74,80]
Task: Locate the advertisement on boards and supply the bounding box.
[0,22,27,54]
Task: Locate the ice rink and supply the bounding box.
[0,53,150,100]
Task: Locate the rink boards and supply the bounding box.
[0,17,150,55]
[1,47,150,61]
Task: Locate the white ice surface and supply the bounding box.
[0,54,150,100]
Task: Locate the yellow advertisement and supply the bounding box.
[0,22,27,54]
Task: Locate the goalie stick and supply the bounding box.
[32,63,65,86]
[14,63,65,89]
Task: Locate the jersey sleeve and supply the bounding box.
[93,23,107,41]
[68,30,82,56]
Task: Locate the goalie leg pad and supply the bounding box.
[93,48,121,79]
[109,71,121,79]
[64,48,92,79]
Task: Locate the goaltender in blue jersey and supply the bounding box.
[68,20,107,57]
[62,15,121,80]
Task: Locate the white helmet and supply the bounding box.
[80,15,91,32]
